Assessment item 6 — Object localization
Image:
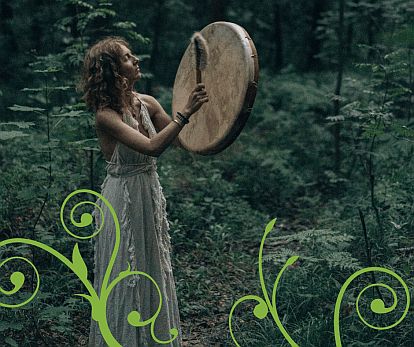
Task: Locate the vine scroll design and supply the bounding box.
[229,218,411,346]
[0,189,177,346]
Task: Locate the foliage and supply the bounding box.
[1,0,413,346]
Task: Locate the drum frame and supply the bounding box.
[173,22,259,155]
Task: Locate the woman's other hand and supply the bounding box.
[183,83,209,117]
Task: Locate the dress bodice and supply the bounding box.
[105,92,157,177]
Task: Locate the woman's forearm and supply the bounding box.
[147,118,185,156]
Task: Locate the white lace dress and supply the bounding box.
[88,94,182,346]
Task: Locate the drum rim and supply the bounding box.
[173,21,259,155]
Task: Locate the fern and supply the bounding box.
[264,228,360,271]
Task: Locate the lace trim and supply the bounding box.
[120,179,141,288]
[132,92,155,138]
[91,174,110,289]
[91,176,148,343]
[141,108,155,137]
[123,109,139,130]
[93,93,174,328]
[138,94,174,286]
[150,171,173,290]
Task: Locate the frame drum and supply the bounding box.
[172,22,259,155]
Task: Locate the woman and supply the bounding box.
[80,36,208,346]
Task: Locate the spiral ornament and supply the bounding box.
[1,189,178,346]
[334,267,410,346]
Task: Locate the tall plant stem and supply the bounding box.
[408,48,412,121]
[367,131,383,238]
[358,208,383,302]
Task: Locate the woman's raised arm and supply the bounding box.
[96,84,208,157]
[96,107,183,157]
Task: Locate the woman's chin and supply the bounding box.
[130,74,140,84]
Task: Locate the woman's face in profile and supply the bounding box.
[118,44,141,84]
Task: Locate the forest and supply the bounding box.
[0,0,413,346]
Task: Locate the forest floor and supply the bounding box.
[176,218,302,347]
[175,232,260,346]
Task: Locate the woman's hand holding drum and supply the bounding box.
[180,83,209,119]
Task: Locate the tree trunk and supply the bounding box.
[333,0,345,173]
[31,0,46,51]
[0,0,17,82]
[346,23,353,57]
[146,0,164,95]
[273,1,283,71]
[306,0,326,70]
[366,16,374,60]
[366,0,382,61]
[409,48,413,121]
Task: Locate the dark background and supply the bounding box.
[0,0,413,346]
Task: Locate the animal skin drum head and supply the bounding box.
[173,21,259,155]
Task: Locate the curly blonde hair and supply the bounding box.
[80,36,132,113]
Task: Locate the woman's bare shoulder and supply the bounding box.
[135,93,160,118]
[96,107,122,118]
[135,92,155,103]
[95,107,123,129]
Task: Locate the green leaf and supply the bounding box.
[49,86,72,91]
[5,337,18,347]
[0,130,29,141]
[265,218,277,234]
[98,2,113,7]
[8,105,45,112]
[286,255,300,266]
[326,115,345,122]
[0,122,35,129]
[126,31,151,44]
[69,138,97,145]
[51,110,84,118]
[72,243,88,280]
[113,21,136,29]
[69,0,94,10]
[82,146,100,151]
[21,87,43,92]
[0,321,23,332]
[33,67,61,73]
[391,124,414,138]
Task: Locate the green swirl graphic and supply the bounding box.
[228,219,411,347]
[334,267,410,346]
[0,188,177,346]
[229,218,299,347]
[0,256,40,308]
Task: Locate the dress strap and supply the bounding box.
[133,94,157,138]
[105,141,120,166]
[122,109,139,130]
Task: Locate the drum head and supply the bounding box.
[172,22,259,155]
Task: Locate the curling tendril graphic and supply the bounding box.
[0,189,177,346]
[229,218,411,347]
[229,218,299,347]
[334,266,410,346]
